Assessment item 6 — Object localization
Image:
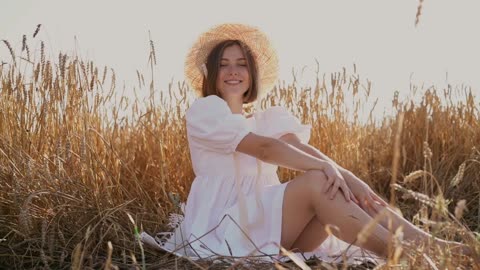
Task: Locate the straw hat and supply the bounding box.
[184,23,278,98]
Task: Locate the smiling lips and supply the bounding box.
[224,80,242,85]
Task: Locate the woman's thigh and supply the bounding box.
[290,216,329,252]
[280,170,329,249]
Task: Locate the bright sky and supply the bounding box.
[2,0,479,116]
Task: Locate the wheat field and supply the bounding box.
[0,34,479,269]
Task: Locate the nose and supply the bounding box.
[227,66,239,76]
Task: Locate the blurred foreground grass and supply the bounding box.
[0,35,479,269]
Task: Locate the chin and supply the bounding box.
[221,87,248,96]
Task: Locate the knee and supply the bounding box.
[302,170,329,195]
[303,170,328,183]
[303,170,327,181]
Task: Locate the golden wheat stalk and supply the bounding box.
[2,40,16,65]
[33,24,41,38]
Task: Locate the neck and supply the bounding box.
[225,98,244,115]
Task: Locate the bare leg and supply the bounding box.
[365,201,473,256]
[290,216,328,252]
[281,170,393,257]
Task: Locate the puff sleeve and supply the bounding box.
[261,106,311,143]
[186,95,250,154]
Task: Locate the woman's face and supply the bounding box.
[215,44,250,100]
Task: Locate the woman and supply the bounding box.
[141,23,472,263]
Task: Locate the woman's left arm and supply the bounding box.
[279,133,388,212]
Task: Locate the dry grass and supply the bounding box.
[415,0,425,27]
[0,35,479,269]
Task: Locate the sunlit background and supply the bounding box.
[1,2,480,268]
[2,0,479,117]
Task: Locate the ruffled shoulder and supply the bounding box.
[186,95,250,154]
[186,95,231,118]
[258,106,311,143]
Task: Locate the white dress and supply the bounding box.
[141,95,380,264]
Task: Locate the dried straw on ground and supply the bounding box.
[0,35,479,269]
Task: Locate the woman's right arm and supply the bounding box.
[236,132,327,171]
[236,132,352,202]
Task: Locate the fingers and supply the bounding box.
[351,191,359,204]
[341,183,351,202]
[363,201,375,216]
[372,200,383,211]
[327,179,352,203]
[329,181,340,200]
[367,194,386,214]
[360,198,368,211]
[365,187,388,206]
[323,175,334,193]
[370,201,382,214]
[374,193,389,206]
[367,196,378,213]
